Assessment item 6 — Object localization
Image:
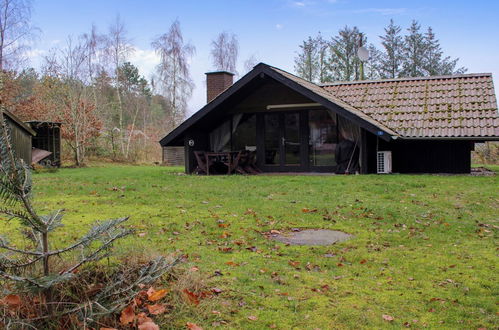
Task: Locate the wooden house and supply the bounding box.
[160,63,499,174]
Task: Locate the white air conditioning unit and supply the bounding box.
[377,151,392,174]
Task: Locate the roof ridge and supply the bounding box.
[320,73,493,86]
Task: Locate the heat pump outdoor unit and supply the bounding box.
[377,151,392,174]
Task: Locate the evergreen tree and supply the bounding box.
[364,44,382,80]
[379,19,404,78]
[401,20,427,77]
[423,27,466,75]
[327,26,377,81]
[294,36,319,82]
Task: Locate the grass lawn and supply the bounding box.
[4,165,498,329]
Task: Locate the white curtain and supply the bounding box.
[337,115,360,142]
[209,114,243,151]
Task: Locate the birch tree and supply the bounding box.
[211,31,239,74]
[152,19,195,128]
[105,16,134,154]
[0,0,36,71]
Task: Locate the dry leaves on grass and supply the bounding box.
[120,305,135,325]
[186,322,203,329]
[138,321,160,330]
[382,314,394,322]
[0,294,21,307]
[146,303,167,315]
[147,287,169,301]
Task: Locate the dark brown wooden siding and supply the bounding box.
[364,131,472,173]
[7,118,32,164]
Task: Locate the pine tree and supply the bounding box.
[294,36,319,82]
[379,19,404,78]
[327,26,377,81]
[401,20,427,77]
[423,27,466,75]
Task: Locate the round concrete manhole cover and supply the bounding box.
[271,229,352,246]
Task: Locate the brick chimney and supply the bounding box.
[205,71,234,103]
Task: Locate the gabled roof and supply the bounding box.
[160,63,396,146]
[323,73,499,138]
[160,63,499,146]
[1,110,36,136]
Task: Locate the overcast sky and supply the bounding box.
[29,0,499,115]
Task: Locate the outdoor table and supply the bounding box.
[205,151,241,175]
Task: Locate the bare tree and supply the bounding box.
[105,15,134,154]
[152,19,195,127]
[0,0,36,71]
[243,54,258,74]
[42,36,102,166]
[211,31,238,74]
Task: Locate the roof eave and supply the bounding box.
[2,110,36,136]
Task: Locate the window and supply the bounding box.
[309,110,337,166]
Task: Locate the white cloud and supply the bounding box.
[276,24,284,30]
[25,48,45,59]
[128,47,160,79]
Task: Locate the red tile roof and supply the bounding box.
[322,73,499,138]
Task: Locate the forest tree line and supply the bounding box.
[0,0,246,165]
[1,0,467,166]
[294,19,466,83]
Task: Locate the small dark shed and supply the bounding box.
[26,121,62,167]
[1,110,36,164]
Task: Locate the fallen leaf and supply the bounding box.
[288,260,300,268]
[138,321,160,330]
[218,223,230,228]
[136,312,153,325]
[183,289,200,305]
[225,261,239,267]
[2,294,21,306]
[360,259,367,264]
[148,288,169,301]
[212,288,223,294]
[247,315,258,321]
[270,229,280,234]
[382,314,394,322]
[100,328,117,330]
[147,303,166,315]
[186,322,203,330]
[120,305,135,325]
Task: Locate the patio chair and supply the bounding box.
[193,151,212,174]
[245,151,261,174]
